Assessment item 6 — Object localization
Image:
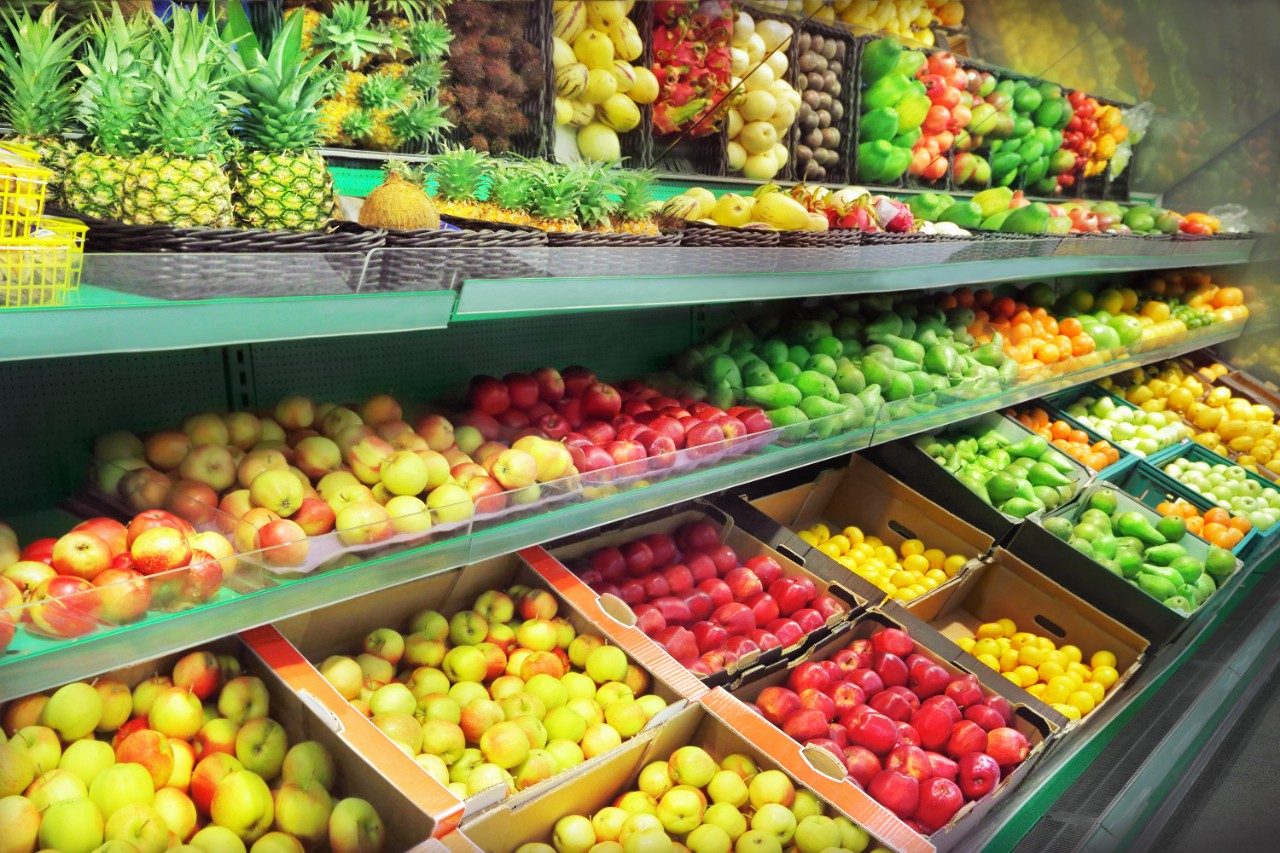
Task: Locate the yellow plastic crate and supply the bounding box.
[1,216,87,307]
[0,142,52,239]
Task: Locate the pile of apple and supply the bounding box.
[0,649,385,852]
[317,583,669,801]
[575,519,846,677]
[910,50,970,184]
[746,626,1032,834]
[0,512,235,650]
[514,745,885,853]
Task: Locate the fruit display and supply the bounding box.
[567,516,848,676]
[1066,92,1128,182]
[725,11,800,181]
[1008,405,1124,473]
[1042,486,1238,615]
[551,0,654,162]
[651,0,732,138]
[798,522,971,603]
[834,0,965,45]
[1061,391,1192,458]
[968,73,1074,194]
[1159,456,1280,534]
[953,284,1102,372]
[0,646,389,851]
[0,511,235,651]
[442,0,541,154]
[664,291,1014,441]
[916,420,1083,518]
[791,24,851,182]
[1153,499,1254,552]
[741,622,1038,832]
[954,620,1121,721]
[856,38,929,184]
[307,0,453,154]
[315,579,673,801]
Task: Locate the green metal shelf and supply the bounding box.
[0,322,1244,701]
[0,239,1257,361]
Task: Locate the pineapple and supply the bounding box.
[0,5,85,203]
[612,170,662,236]
[429,146,492,219]
[65,6,154,220]
[485,160,536,226]
[357,72,409,110]
[526,162,583,233]
[572,161,619,233]
[314,1,393,71]
[122,6,243,229]
[406,18,453,64]
[232,10,337,232]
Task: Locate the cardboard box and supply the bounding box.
[533,502,868,688]
[729,610,1061,851]
[1006,479,1248,647]
[904,548,1150,730]
[272,552,693,830]
[57,629,439,848]
[456,699,935,853]
[864,411,1093,543]
[730,455,996,608]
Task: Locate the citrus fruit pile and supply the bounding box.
[798,523,968,603]
[1154,499,1253,550]
[1009,405,1122,471]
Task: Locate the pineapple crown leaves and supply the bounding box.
[236,9,336,153]
[357,71,408,109]
[488,159,536,213]
[527,161,584,224]
[0,4,86,137]
[387,97,452,145]
[403,57,445,93]
[406,18,452,62]
[341,107,376,140]
[614,169,657,222]
[136,4,248,159]
[315,1,393,71]
[429,144,492,203]
[569,160,619,228]
[74,5,155,157]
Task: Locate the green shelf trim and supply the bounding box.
[0,322,1247,700]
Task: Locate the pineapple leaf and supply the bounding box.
[430,145,492,203]
[74,4,154,157]
[0,4,85,138]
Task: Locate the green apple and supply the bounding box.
[373,712,423,753]
[0,794,40,852]
[733,829,782,852]
[368,683,415,717]
[408,608,448,640]
[624,828,674,851]
[319,656,364,700]
[510,716,548,751]
[235,718,288,780]
[552,814,596,853]
[687,822,733,853]
[585,646,629,684]
[834,816,870,852]
[707,769,749,807]
[703,801,748,840]
[595,683,634,708]
[619,812,663,840]
[12,725,61,774]
[447,681,488,709]
[466,762,513,796]
[668,746,717,788]
[417,693,462,724]
[426,483,474,525]
[793,814,840,853]
[449,747,484,784]
[657,785,705,834]
[150,688,205,739]
[748,770,795,808]
[637,761,673,799]
[94,678,135,732]
[153,787,198,842]
[513,748,559,790]
[41,681,102,741]
[615,790,658,816]
[544,738,585,771]
[211,769,273,843]
[329,797,386,853]
[404,635,448,669]
[544,706,587,743]
[636,695,667,720]
[791,789,823,821]
[406,666,451,699]
[479,721,531,769]
[443,645,488,684]
[274,781,333,844]
[190,824,249,852]
[591,805,630,842]
[39,796,105,853]
[580,723,621,758]
[419,719,465,763]
[752,803,797,845]
[604,700,647,737]
[524,673,568,711]
[282,740,336,790]
[560,672,597,702]
[567,634,606,669]
[58,737,116,787]
[25,767,87,811]
[90,761,154,819]
[250,831,306,853]
[499,693,546,723]
[217,677,270,725]
[105,802,170,853]
[719,753,758,782]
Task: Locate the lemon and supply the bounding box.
[976,622,1004,640]
[819,542,842,558]
[890,570,915,588]
[901,538,925,556]
[1090,650,1117,669]
[1053,702,1082,721]
[1044,678,1074,705]
[922,578,939,590]
[1011,632,1038,649]
[827,535,851,554]
[798,531,818,546]
[977,653,1002,672]
[903,554,929,573]
[1003,671,1024,687]
[809,523,830,540]
[864,535,883,548]
[923,549,945,571]
[1060,644,1083,663]
[945,555,968,576]
[973,638,1000,659]
[925,569,948,583]
[1036,636,1056,651]
[1067,691,1095,715]
[1044,650,1068,668]
[957,636,975,653]
[1083,681,1106,704]
[1014,664,1040,686]
[1038,661,1066,682]
[1091,665,1119,688]
[1067,661,1092,679]
[1027,683,1047,699]
[1018,646,1046,668]
[999,649,1020,672]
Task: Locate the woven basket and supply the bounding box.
[371,215,548,291]
[778,229,861,248]
[546,229,681,248]
[861,230,969,244]
[680,222,780,247]
[57,209,386,254]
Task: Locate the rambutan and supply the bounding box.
[468,134,490,152]
[479,36,510,56]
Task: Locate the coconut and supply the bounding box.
[359,172,439,231]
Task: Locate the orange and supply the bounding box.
[1205,507,1231,526]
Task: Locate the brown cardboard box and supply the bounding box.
[904,547,1149,727]
[729,610,1060,851]
[457,698,935,853]
[272,553,692,827]
[537,503,869,686]
[67,629,439,848]
[742,455,996,607]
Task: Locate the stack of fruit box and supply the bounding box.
[71,630,440,840]
[902,546,1149,738]
[727,608,1063,848]
[1006,480,1247,646]
[524,502,871,689]
[722,454,996,610]
[865,411,1095,542]
[1100,456,1258,558]
[266,551,701,833]
[447,695,936,853]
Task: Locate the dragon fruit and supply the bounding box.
[651,0,732,137]
[872,195,915,232]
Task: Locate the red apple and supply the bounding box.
[503,373,539,410]
[632,603,666,636]
[126,510,187,547]
[869,769,920,819]
[766,618,804,648]
[811,594,844,620]
[985,727,1030,767]
[869,690,914,722]
[640,573,670,600]
[871,627,915,658]
[793,608,824,633]
[910,662,952,699]
[723,568,762,601]
[698,578,732,609]
[660,564,694,595]
[945,675,984,709]
[687,554,717,584]
[783,708,829,741]
[457,410,501,441]
[986,694,1014,725]
[616,579,644,605]
[744,592,779,627]
[788,661,832,694]
[621,541,654,577]
[467,376,510,415]
[922,695,963,723]
[581,383,622,420]
[743,555,782,586]
[843,745,882,787]
[957,751,1000,799]
[653,626,697,664]
[887,744,932,781]
[71,518,128,557]
[292,497,336,536]
[92,567,152,624]
[691,620,728,654]
[873,652,909,688]
[847,668,885,697]
[258,519,309,568]
[650,596,692,627]
[747,629,781,652]
[925,751,958,781]
[945,720,988,760]
[911,704,955,751]
[721,636,759,659]
[51,531,113,581]
[29,575,99,637]
[915,777,964,831]
[590,547,626,582]
[963,704,1006,732]
[680,589,713,622]
[561,366,596,398]
[799,688,837,721]
[19,537,56,564]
